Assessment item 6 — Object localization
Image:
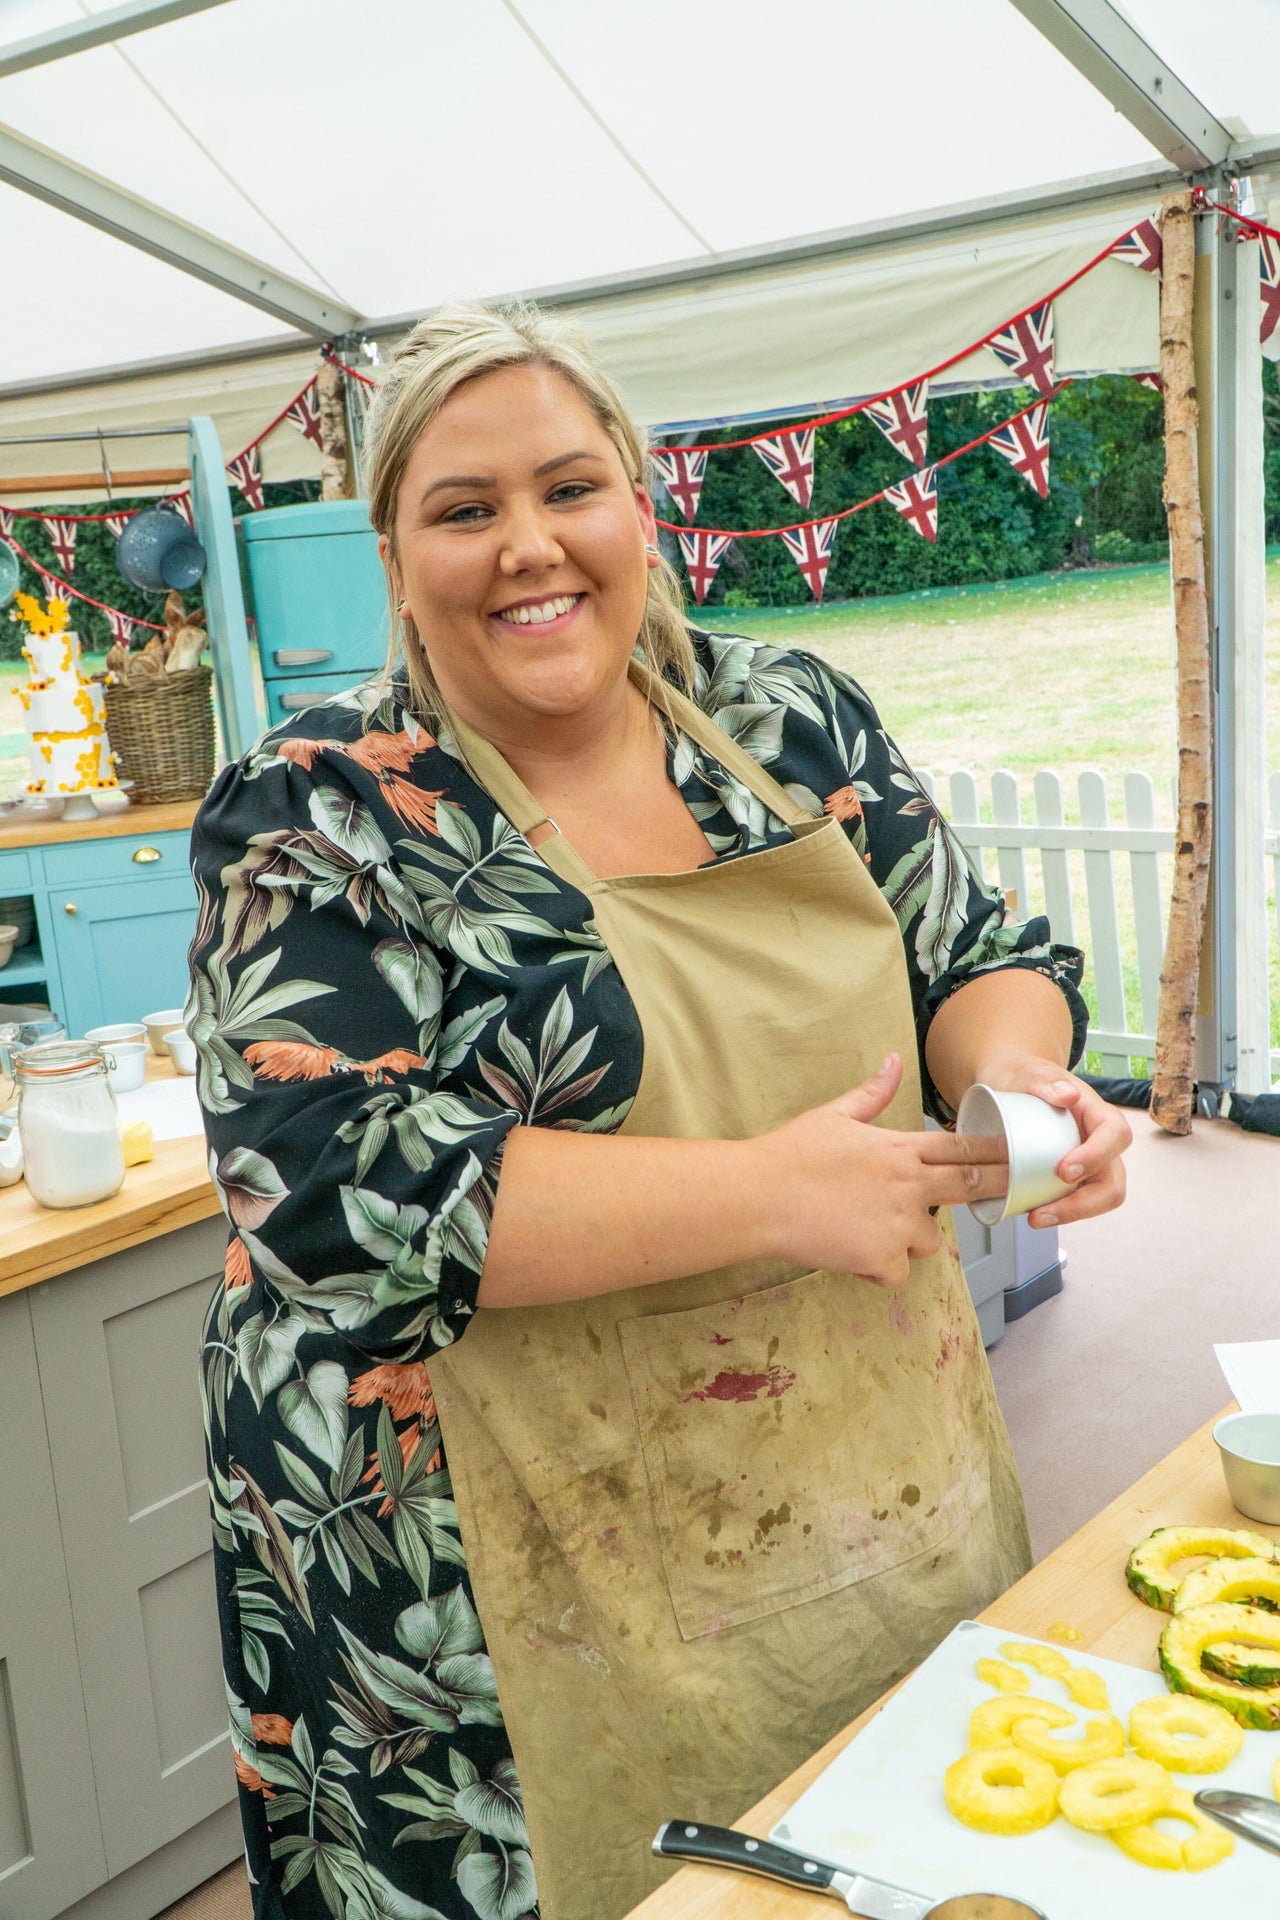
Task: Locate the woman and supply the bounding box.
[193,303,1129,1920]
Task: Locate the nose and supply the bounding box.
[499,502,565,575]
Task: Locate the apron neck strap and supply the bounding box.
[440,657,817,888]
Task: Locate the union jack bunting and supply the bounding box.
[753,428,815,509]
[779,518,838,600]
[676,529,733,604]
[1111,219,1162,274]
[882,467,938,543]
[165,493,195,528]
[1261,234,1280,347]
[651,447,708,522]
[42,517,77,576]
[38,571,66,608]
[864,379,930,468]
[285,381,325,448]
[104,608,135,648]
[104,512,132,540]
[989,402,1051,499]
[1134,371,1164,392]
[0,509,13,540]
[227,445,265,511]
[988,302,1055,395]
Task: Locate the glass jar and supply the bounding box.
[16,1040,126,1209]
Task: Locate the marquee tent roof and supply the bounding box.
[2,0,1279,498]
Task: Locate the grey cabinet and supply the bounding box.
[1,1217,241,1920]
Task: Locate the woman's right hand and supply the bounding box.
[756,1053,1008,1288]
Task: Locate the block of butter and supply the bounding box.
[121,1120,154,1166]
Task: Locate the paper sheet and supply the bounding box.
[1214,1340,1280,1414]
[115,1076,205,1143]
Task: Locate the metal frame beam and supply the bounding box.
[0,0,235,79]
[0,122,360,340]
[1007,0,1232,173]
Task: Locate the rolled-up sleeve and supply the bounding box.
[187,752,519,1351]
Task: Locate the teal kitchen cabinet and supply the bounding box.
[0,820,196,1037]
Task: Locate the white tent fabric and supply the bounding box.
[0,0,1276,505]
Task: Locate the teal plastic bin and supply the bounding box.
[239,499,390,685]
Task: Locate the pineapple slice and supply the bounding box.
[1173,1555,1280,1615]
[1160,1602,1280,1728]
[1109,1787,1234,1871]
[1128,1693,1243,1773]
[975,1657,1031,1694]
[1202,1639,1280,1687]
[1058,1756,1172,1833]
[1126,1525,1277,1611]
[1011,1710,1125,1776]
[944,1746,1059,1835]
[969,1694,1074,1748]
[999,1640,1072,1680]
[1063,1666,1110,1710]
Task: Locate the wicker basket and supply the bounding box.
[103,664,216,805]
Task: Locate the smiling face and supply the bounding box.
[381,362,658,740]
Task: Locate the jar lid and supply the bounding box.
[15,1039,107,1080]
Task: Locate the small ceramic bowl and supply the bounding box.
[142,1008,186,1056]
[164,1029,197,1075]
[1214,1412,1280,1525]
[85,1021,147,1048]
[104,1040,148,1093]
[0,924,18,969]
[956,1083,1082,1227]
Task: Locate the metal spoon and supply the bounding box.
[653,1821,1048,1919]
[1195,1788,1280,1857]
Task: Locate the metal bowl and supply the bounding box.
[115,506,206,593]
[1214,1412,1280,1525]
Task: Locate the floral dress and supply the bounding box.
[191,627,1086,1920]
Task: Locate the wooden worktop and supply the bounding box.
[0,796,200,851]
[626,1411,1270,1917]
[0,1053,218,1296]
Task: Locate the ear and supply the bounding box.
[377,532,400,601]
[635,486,659,560]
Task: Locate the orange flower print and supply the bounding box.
[349,1362,436,1422]
[251,1713,294,1746]
[233,1750,274,1797]
[348,1047,430,1080]
[224,1235,252,1291]
[343,732,443,835]
[824,785,864,823]
[274,738,328,772]
[243,1040,342,1082]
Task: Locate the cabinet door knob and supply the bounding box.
[132,846,162,864]
[64,902,78,915]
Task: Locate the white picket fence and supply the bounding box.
[917,767,1280,1080]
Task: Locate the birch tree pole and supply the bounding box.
[317,358,354,500]
[1151,189,1213,1135]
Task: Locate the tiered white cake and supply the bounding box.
[13,597,118,795]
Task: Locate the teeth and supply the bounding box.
[496,594,579,626]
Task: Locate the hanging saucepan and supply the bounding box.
[114,505,207,593]
[0,539,20,607]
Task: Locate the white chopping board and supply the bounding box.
[771,1619,1280,1918]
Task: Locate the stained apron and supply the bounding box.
[428,670,1030,1919]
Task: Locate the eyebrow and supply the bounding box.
[419,449,605,505]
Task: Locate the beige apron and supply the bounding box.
[429,672,1030,1919]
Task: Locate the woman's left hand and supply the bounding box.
[976,1055,1132,1229]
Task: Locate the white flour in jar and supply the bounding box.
[19,1089,125,1208]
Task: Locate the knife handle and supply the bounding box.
[653,1820,838,1891]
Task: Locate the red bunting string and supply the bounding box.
[656,385,1069,540]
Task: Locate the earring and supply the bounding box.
[644,544,659,557]
[396,599,407,615]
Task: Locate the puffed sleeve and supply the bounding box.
[187,745,520,1352]
[795,653,1089,1122]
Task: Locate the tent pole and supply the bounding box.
[1193,190,1271,1097]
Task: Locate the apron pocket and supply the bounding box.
[618,1267,972,1641]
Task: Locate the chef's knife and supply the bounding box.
[653,1822,1047,1919]
[1195,1788,1280,1857]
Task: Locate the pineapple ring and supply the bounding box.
[1109,1787,1234,1871]
[944,1745,1059,1835]
[1126,1525,1276,1611]
[975,1657,1031,1694]
[969,1694,1074,1748]
[1160,1603,1280,1728]
[1063,1666,1110,1710]
[1128,1693,1243,1774]
[1173,1555,1280,1615]
[1058,1756,1173,1833]
[999,1640,1072,1679]
[1011,1710,1125,1776]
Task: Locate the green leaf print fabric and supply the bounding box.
[191,629,1086,1918]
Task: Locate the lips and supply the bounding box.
[492,592,584,628]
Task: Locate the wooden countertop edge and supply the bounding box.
[0,1144,220,1295]
[626,1409,1255,1917]
[0,797,200,850]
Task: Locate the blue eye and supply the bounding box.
[441,503,492,524]
[550,482,594,502]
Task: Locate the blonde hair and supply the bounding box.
[362,300,695,729]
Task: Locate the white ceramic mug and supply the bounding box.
[956,1083,1082,1227]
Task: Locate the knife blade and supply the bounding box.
[652,1820,933,1918]
[1195,1788,1280,1857]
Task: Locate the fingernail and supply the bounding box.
[878,1054,894,1073]
[1049,1080,1074,1097]
[1037,1211,1058,1228]
[1065,1163,1084,1180]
